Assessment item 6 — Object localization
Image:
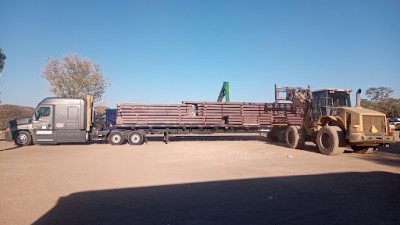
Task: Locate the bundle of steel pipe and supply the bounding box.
[116,101,302,126]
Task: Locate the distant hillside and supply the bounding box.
[0,104,35,130]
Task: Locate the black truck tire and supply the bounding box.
[316,126,345,155]
[351,145,378,154]
[286,125,306,149]
[14,131,32,146]
[128,131,144,145]
[108,131,124,145]
[277,129,286,143]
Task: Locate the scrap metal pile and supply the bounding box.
[117,101,302,126]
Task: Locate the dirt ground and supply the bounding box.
[1,135,399,225]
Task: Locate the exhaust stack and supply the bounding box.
[356,89,361,107]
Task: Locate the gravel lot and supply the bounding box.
[1,135,399,225]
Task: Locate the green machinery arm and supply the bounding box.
[217,81,230,102]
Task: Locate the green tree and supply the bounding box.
[365,87,393,101]
[0,48,6,103]
[362,86,400,117]
[0,48,6,74]
[42,53,110,102]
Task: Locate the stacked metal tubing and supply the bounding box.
[117,101,302,127]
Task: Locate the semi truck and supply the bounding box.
[5,94,302,146]
[5,86,399,155]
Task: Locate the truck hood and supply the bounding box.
[8,117,32,131]
[344,107,386,116]
[16,117,32,125]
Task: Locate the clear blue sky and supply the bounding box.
[1,0,399,107]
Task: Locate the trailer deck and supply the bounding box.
[96,101,304,144]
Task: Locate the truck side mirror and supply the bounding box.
[35,110,40,120]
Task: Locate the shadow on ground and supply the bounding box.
[91,135,268,146]
[380,143,400,155]
[33,172,400,225]
[148,134,268,142]
[352,143,400,167]
[266,141,322,154]
[0,142,22,151]
[267,141,400,166]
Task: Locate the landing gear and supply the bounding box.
[163,131,170,144]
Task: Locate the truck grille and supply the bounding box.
[362,115,386,134]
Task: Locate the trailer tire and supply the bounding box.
[266,133,278,142]
[316,126,345,155]
[277,129,286,143]
[286,126,306,149]
[108,131,124,145]
[128,131,144,145]
[14,131,32,146]
[351,145,378,154]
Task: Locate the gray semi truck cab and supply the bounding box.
[5,96,94,146]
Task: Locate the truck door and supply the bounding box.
[55,105,86,143]
[32,105,56,143]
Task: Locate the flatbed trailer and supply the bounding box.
[5,96,302,146]
[95,101,302,144]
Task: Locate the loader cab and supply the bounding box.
[311,88,351,122]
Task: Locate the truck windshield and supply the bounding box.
[35,107,51,120]
[329,92,351,107]
[311,90,351,122]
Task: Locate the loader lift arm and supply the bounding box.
[217,81,230,102]
[275,84,312,128]
[275,84,311,112]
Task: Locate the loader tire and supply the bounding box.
[316,126,345,155]
[278,129,286,143]
[286,125,306,149]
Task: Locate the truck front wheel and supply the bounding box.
[108,131,124,145]
[14,131,32,146]
[316,126,345,155]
